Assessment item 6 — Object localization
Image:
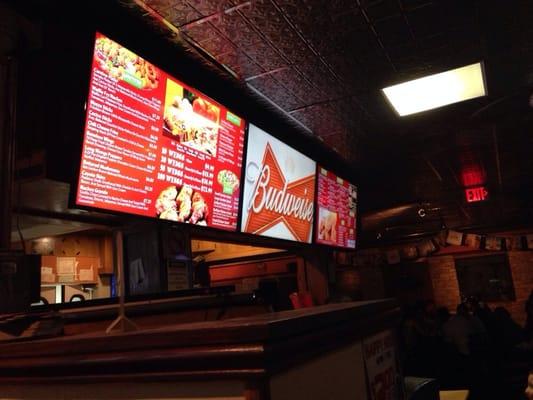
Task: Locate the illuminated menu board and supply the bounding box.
[315,166,357,249]
[241,124,316,243]
[76,33,245,231]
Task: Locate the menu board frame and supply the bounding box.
[70,31,359,250]
[71,31,247,235]
[313,165,358,251]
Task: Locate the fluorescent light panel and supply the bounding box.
[382,62,486,116]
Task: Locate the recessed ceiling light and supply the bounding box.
[382,62,486,116]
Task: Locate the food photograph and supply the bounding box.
[94,35,159,90]
[217,169,239,195]
[318,208,338,242]
[155,185,209,226]
[162,79,220,157]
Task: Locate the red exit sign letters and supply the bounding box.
[465,186,488,203]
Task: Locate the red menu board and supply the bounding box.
[315,166,357,248]
[76,33,245,231]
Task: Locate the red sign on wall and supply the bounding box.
[76,33,245,231]
[465,186,488,203]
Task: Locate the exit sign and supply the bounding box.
[465,186,488,203]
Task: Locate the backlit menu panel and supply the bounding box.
[315,166,357,248]
[240,124,316,243]
[76,33,245,231]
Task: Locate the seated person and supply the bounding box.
[526,368,533,400]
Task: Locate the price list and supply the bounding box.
[76,32,245,231]
[77,66,162,213]
[315,167,357,248]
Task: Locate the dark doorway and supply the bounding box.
[455,254,515,302]
[383,262,434,305]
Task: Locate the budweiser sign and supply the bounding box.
[242,125,316,243]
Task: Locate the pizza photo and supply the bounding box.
[162,82,220,157]
[217,169,239,195]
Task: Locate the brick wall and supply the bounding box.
[491,252,533,325]
[428,252,533,326]
[428,256,460,311]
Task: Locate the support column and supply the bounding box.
[0,3,19,250]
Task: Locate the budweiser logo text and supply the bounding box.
[248,164,314,221]
[243,142,315,242]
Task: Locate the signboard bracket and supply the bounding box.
[106,230,138,334]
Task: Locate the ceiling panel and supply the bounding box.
[158,2,201,26]
[130,0,533,235]
[210,13,263,48]
[196,34,236,57]
[185,0,240,17]
[375,16,413,48]
[364,0,402,21]
[241,42,288,71]
[216,49,265,78]
[181,21,220,43]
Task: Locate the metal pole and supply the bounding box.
[106,229,138,333]
[0,3,19,250]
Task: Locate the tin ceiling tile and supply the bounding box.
[198,36,236,57]
[145,0,175,10]
[291,103,339,134]
[217,49,265,78]
[325,0,359,16]
[249,75,306,110]
[272,91,304,110]
[158,2,201,27]
[375,16,413,48]
[407,4,448,38]
[276,1,313,32]
[344,28,380,58]
[210,13,263,49]
[247,74,279,94]
[290,82,324,104]
[241,0,285,28]
[182,22,220,44]
[401,0,433,11]
[269,67,306,92]
[185,0,233,17]
[248,75,298,108]
[282,44,315,67]
[297,60,334,82]
[274,72,325,104]
[328,55,360,81]
[386,41,418,62]
[363,0,402,21]
[241,2,302,57]
[242,44,287,72]
[330,9,368,37]
[325,133,353,159]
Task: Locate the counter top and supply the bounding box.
[0,299,400,384]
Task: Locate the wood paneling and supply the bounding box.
[98,235,114,274]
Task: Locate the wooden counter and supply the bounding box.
[0,299,402,400]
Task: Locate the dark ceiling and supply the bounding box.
[134,0,530,153]
[6,0,533,245]
[129,0,533,242]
